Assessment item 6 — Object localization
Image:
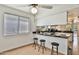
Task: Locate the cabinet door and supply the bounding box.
[37,12,67,26]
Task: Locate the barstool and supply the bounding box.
[38,39,46,54]
[51,42,59,55]
[33,38,38,49]
[67,47,72,55]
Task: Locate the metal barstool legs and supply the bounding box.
[38,39,46,54]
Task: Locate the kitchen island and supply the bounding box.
[33,32,72,55]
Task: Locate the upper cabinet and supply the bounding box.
[36,12,67,26]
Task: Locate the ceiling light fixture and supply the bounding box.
[31,7,38,14]
[30,4,38,15]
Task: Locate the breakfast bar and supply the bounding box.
[33,31,73,55]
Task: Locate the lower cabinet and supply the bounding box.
[36,34,68,55]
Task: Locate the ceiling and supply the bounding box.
[4,4,79,19]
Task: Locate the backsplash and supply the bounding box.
[36,24,72,32]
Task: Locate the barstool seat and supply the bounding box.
[51,42,59,46]
[38,39,46,54]
[33,38,38,40]
[40,39,46,42]
[51,42,59,55]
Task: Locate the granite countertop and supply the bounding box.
[35,32,71,39]
[38,34,69,38]
[38,30,73,33]
[33,30,72,39]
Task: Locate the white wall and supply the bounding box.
[36,12,67,26]
[0,5,35,53]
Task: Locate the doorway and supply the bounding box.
[72,17,79,55]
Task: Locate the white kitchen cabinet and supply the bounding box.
[36,34,68,55]
[37,12,67,26]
